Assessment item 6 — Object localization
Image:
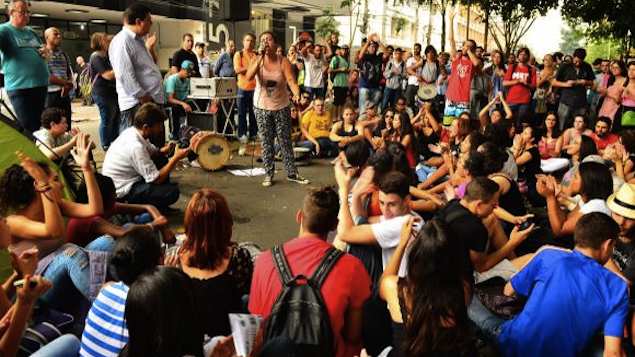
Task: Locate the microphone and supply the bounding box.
[258,41,267,56]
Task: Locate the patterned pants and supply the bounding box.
[254,107,298,178]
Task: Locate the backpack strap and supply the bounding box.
[271,245,294,286]
[310,247,343,289]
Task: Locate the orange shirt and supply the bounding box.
[235,50,257,91]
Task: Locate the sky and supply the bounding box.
[522,8,565,57]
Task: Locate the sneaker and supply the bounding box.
[287,174,310,185]
[262,176,273,187]
[238,146,247,156]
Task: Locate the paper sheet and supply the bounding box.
[229,313,262,357]
[228,168,266,177]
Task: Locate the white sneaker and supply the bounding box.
[262,176,273,187]
[238,146,246,156]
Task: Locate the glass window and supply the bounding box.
[106,24,121,35]
[89,23,106,35]
[68,21,89,40]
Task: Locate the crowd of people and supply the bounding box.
[2,0,635,356]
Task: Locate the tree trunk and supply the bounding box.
[426,1,433,45]
[466,0,471,40]
[441,4,446,51]
[483,7,489,50]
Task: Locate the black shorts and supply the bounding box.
[333,87,348,106]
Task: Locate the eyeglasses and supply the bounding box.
[12,9,30,16]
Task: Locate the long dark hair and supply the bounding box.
[121,267,203,357]
[0,163,49,215]
[607,60,627,87]
[389,112,414,139]
[578,135,598,162]
[402,219,474,356]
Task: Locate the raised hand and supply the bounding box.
[70,133,94,170]
[16,151,48,184]
[16,275,52,305]
[10,248,39,277]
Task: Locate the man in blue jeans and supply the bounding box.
[233,33,258,143]
[469,213,628,357]
[356,34,384,113]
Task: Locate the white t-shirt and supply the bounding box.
[406,56,422,86]
[371,212,423,277]
[102,127,160,198]
[303,53,325,89]
[33,128,72,160]
[579,198,612,216]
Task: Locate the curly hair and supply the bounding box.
[0,163,50,215]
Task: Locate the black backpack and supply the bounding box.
[263,245,343,357]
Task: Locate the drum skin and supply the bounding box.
[191,131,230,171]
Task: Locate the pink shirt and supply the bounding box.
[254,54,290,111]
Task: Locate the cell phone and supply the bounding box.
[518,219,534,231]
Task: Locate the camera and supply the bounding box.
[518,219,534,231]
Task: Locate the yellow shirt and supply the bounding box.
[301,110,332,138]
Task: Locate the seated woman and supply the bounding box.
[385,112,417,168]
[478,92,513,127]
[411,103,441,164]
[80,226,161,357]
[511,125,543,206]
[562,114,593,160]
[364,107,392,151]
[329,104,364,151]
[166,189,253,338]
[0,137,113,313]
[538,112,569,173]
[537,162,613,244]
[66,174,174,247]
[119,267,203,357]
[379,218,479,357]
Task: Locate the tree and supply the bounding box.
[341,0,364,47]
[463,0,558,56]
[315,9,340,42]
[561,0,634,56]
[559,26,585,56]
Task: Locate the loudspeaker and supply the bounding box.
[222,0,250,21]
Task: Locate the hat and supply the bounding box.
[607,183,635,219]
[341,44,350,49]
[181,60,194,71]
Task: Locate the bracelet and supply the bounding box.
[35,186,52,193]
[80,166,92,171]
[34,181,51,192]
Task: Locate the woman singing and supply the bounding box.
[246,31,309,187]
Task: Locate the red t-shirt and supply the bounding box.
[590,132,619,151]
[503,64,537,104]
[446,54,474,103]
[248,236,371,357]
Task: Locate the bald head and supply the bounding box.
[44,27,62,48]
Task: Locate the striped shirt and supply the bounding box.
[80,282,129,357]
[47,49,70,93]
[109,27,164,111]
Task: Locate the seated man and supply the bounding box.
[298,97,338,158]
[590,116,619,153]
[102,103,190,210]
[164,60,194,140]
[470,213,628,357]
[437,177,533,284]
[249,186,371,357]
[33,107,78,162]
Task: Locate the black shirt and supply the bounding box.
[436,199,488,280]
[555,62,595,108]
[171,48,200,77]
[358,53,383,89]
[520,146,542,183]
[89,52,116,98]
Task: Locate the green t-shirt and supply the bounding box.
[0,23,49,91]
[164,73,190,101]
[329,55,349,88]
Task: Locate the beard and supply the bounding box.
[621,225,635,242]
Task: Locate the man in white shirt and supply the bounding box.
[102,103,190,210]
[109,3,164,131]
[301,43,330,100]
[405,43,422,110]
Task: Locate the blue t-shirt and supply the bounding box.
[498,248,628,357]
[164,73,190,101]
[0,23,49,91]
[80,282,129,357]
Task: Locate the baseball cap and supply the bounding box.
[181,60,194,71]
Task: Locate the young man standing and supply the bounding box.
[102,103,190,210]
[164,60,194,140]
[301,43,329,100]
[329,46,350,120]
[249,186,371,357]
[503,47,537,131]
[170,33,199,77]
[405,43,422,110]
[214,40,236,78]
[194,42,212,78]
[552,48,595,131]
[472,213,627,357]
[356,34,384,114]
[444,6,481,125]
[382,48,406,110]
[233,33,258,142]
[44,27,74,128]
